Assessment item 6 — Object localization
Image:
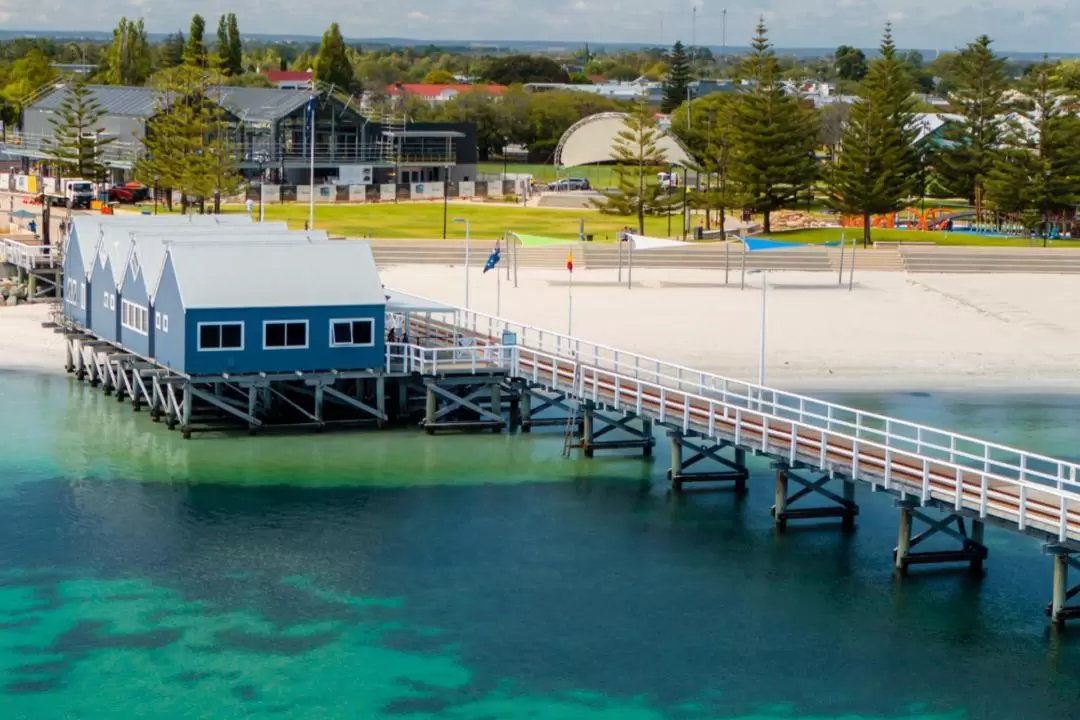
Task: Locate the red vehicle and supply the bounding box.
[107,183,149,204]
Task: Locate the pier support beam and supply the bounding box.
[892,501,987,575]
[667,429,749,494]
[520,390,532,432]
[421,379,506,434]
[575,404,654,457]
[1045,546,1080,629]
[770,464,858,532]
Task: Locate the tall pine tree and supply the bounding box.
[47,77,115,183]
[934,35,1008,209]
[728,19,818,233]
[227,14,244,75]
[313,22,354,90]
[661,41,691,114]
[590,99,676,234]
[135,67,239,214]
[183,14,208,68]
[826,23,920,246]
[160,31,185,69]
[984,59,1080,240]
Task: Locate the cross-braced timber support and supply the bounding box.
[667,429,748,493]
[1045,545,1080,628]
[518,382,582,432]
[892,500,988,575]
[771,463,858,532]
[422,378,506,434]
[575,400,654,458]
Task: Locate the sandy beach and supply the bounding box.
[0,303,66,376]
[380,267,1080,394]
[4,268,1080,394]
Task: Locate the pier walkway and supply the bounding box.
[406,298,1080,628]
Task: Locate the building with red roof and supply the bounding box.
[265,70,313,90]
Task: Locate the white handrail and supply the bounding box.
[389,291,1080,495]
[514,343,1080,541]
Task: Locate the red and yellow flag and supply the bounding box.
[566,250,573,273]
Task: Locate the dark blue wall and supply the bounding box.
[181,305,385,376]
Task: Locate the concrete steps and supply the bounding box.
[899,246,1080,274]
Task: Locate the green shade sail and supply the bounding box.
[509,232,578,247]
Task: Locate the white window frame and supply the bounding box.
[162,314,169,333]
[196,321,244,352]
[262,319,309,350]
[155,311,161,330]
[329,318,375,348]
[103,290,109,307]
[121,299,149,336]
[80,283,85,309]
[109,294,116,311]
[66,279,77,306]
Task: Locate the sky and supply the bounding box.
[0,0,1075,53]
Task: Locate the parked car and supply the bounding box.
[107,182,149,204]
[547,177,591,191]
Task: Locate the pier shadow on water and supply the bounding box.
[1,375,1080,718]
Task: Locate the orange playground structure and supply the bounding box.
[840,207,970,232]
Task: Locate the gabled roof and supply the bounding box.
[69,214,254,279]
[121,223,300,296]
[32,84,317,124]
[165,241,385,309]
[33,85,158,117]
[215,87,313,124]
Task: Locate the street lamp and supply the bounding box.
[254,151,269,223]
[748,269,769,389]
[453,217,470,308]
[1043,169,1051,248]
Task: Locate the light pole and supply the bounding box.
[254,151,268,223]
[749,269,769,388]
[453,217,470,308]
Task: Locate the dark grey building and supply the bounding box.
[3,83,478,186]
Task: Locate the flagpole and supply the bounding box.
[568,262,573,336]
[497,252,502,316]
[308,90,315,230]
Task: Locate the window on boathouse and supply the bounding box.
[198,322,244,351]
[330,319,374,347]
[264,321,308,349]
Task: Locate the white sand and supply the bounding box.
[3,269,1080,394]
[380,266,1080,394]
[0,303,66,376]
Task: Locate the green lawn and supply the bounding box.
[245,202,683,241]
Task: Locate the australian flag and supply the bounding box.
[483,244,501,273]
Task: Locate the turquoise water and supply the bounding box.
[1,373,1080,719]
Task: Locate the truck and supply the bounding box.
[61,180,95,209]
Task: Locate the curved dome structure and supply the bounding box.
[553,112,694,168]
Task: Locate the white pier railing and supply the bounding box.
[398,295,1080,545]
[0,237,58,270]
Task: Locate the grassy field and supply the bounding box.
[214,202,1050,246]
[247,202,682,241]
[760,227,1052,247]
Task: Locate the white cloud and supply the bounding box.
[0,0,1074,53]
